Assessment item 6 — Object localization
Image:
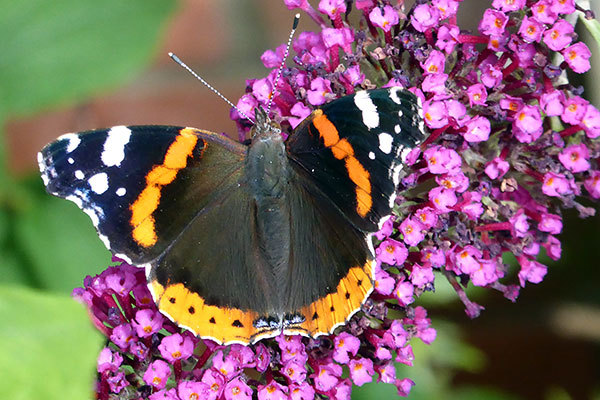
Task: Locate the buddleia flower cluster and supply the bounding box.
[75,1,599,399]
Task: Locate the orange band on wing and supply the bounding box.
[285,260,374,337]
[130,128,200,247]
[312,110,372,216]
[150,280,261,345]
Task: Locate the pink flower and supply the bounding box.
[202,369,226,400]
[542,172,574,197]
[423,100,449,129]
[485,157,510,180]
[414,207,438,229]
[377,238,409,264]
[342,64,365,87]
[288,102,311,128]
[312,364,342,392]
[410,264,435,287]
[514,105,543,137]
[143,360,171,390]
[479,9,508,37]
[558,143,590,173]
[455,246,482,274]
[224,377,253,400]
[212,350,240,379]
[396,378,416,397]
[282,360,307,384]
[428,186,458,212]
[538,213,563,234]
[518,257,548,286]
[376,362,397,384]
[261,44,287,68]
[421,50,446,75]
[492,0,525,12]
[369,5,399,32]
[411,4,440,32]
[132,309,163,338]
[349,358,374,386]
[471,258,500,286]
[543,19,573,51]
[436,24,460,53]
[562,42,592,74]
[321,27,354,53]
[463,115,491,142]
[110,323,137,351]
[333,332,360,364]
[394,281,415,306]
[158,333,195,363]
[306,77,332,105]
[399,217,426,247]
[531,0,558,24]
[584,171,600,199]
[289,383,315,400]
[518,15,544,43]
[423,145,462,174]
[551,0,575,14]
[97,347,123,374]
[467,83,487,107]
[540,90,566,116]
[561,96,588,125]
[178,381,210,400]
[318,0,346,19]
[582,105,600,139]
[374,268,396,295]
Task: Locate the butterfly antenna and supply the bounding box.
[265,13,300,117]
[168,52,255,124]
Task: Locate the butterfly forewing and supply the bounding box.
[285,88,425,232]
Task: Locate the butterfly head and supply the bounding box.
[251,106,283,143]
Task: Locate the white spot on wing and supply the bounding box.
[116,187,126,196]
[378,132,393,154]
[394,124,401,133]
[389,87,402,104]
[68,157,74,164]
[101,126,131,167]
[354,91,379,129]
[74,170,84,180]
[58,133,81,153]
[88,172,109,195]
[368,151,375,160]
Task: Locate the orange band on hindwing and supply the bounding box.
[312,110,373,217]
[130,128,200,247]
[149,280,261,344]
[286,260,374,337]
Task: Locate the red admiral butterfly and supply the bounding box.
[39,62,424,344]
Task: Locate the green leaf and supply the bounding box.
[0,0,175,116]
[580,13,600,50]
[15,181,110,292]
[0,285,104,400]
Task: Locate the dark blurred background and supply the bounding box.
[0,1,598,399]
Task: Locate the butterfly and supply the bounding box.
[38,87,425,344]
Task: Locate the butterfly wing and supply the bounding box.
[280,168,375,337]
[285,88,425,232]
[39,126,247,264]
[40,126,281,344]
[279,88,425,336]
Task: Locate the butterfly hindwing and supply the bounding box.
[286,88,425,232]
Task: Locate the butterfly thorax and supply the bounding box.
[244,109,291,310]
